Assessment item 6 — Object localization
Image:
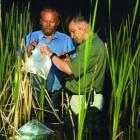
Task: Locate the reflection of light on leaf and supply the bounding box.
[14,72,18,82]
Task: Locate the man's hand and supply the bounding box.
[63,55,71,62]
[27,41,38,57]
[40,46,72,75]
[40,46,53,57]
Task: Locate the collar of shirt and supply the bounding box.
[40,30,59,41]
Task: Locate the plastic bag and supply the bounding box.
[24,42,52,80]
[16,120,54,140]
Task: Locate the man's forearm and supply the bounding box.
[51,55,72,75]
[39,46,72,75]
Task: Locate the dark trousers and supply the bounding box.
[64,107,103,140]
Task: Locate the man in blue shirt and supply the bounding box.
[25,8,76,104]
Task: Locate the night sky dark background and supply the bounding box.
[1,0,140,41]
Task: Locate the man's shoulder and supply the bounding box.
[26,30,42,37]
[92,34,105,47]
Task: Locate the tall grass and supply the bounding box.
[77,0,99,140]
[107,0,140,139]
[0,1,62,139]
[78,0,140,139]
[0,1,33,138]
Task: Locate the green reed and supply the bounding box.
[0,1,62,138]
[107,0,140,139]
[0,1,33,137]
[77,0,99,140]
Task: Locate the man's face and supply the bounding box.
[69,21,85,44]
[40,11,59,36]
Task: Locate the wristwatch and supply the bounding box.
[50,53,57,60]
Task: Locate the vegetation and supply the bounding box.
[0,0,139,139]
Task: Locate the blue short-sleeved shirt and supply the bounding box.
[26,30,76,56]
[25,30,76,92]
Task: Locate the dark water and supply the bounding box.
[0,116,109,140]
[47,123,66,140]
